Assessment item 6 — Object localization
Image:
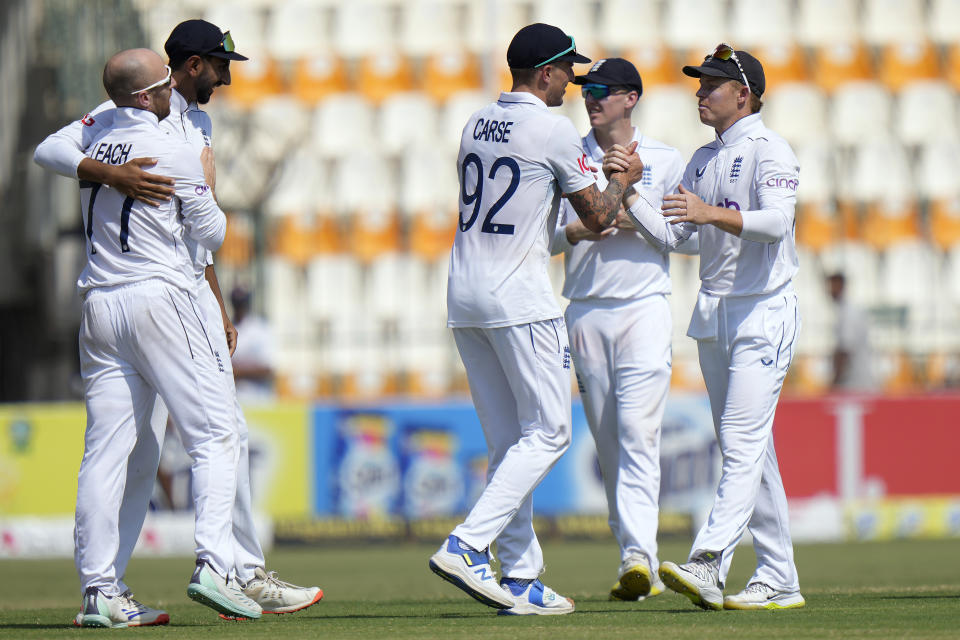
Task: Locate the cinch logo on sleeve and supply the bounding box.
[195,184,210,196]
[766,176,799,191]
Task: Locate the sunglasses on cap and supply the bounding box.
[219,30,236,53]
[131,64,172,95]
[535,35,577,68]
[706,43,750,90]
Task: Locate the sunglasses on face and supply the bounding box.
[536,35,577,68]
[130,64,172,95]
[581,84,632,100]
[706,43,750,90]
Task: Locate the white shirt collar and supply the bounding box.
[170,87,197,115]
[716,113,764,146]
[497,91,548,110]
[114,106,161,128]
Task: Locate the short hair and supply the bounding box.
[749,92,763,113]
[168,52,193,72]
[509,67,538,86]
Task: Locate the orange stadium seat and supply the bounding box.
[796,201,840,252]
[422,52,483,103]
[270,215,340,266]
[812,42,874,92]
[220,57,285,108]
[620,45,681,90]
[877,40,941,92]
[944,43,960,92]
[409,209,457,261]
[290,54,349,106]
[756,43,810,91]
[861,200,920,250]
[216,213,254,268]
[357,50,416,104]
[928,198,960,250]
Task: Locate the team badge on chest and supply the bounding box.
[729,155,743,183]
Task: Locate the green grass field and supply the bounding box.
[2,538,957,638]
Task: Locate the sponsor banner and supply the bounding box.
[0,404,84,516]
[0,512,271,559]
[311,395,719,523]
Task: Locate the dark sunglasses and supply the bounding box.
[706,43,750,89]
[581,83,633,100]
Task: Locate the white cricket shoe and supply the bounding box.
[75,587,170,628]
[428,535,515,609]
[498,578,574,615]
[723,582,806,610]
[659,553,724,611]
[242,567,324,614]
[187,560,262,619]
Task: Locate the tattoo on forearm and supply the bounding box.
[568,178,625,229]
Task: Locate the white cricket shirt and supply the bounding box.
[551,127,686,301]
[626,113,800,297]
[34,89,216,281]
[446,92,596,328]
[76,108,225,294]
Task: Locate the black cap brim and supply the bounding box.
[682,64,737,81]
[207,50,249,61]
[563,52,592,64]
[572,74,639,89]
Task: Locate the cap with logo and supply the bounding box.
[164,19,249,62]
[573,57,643,96]
[682,46,764,97]
[507,23,591,69]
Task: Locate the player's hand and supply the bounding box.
[662,184,712,225]
[224,320,238,356]
[602,142,643,183]
[201,147,217,193]
[613,207,637,230]
[110,157,175,206]
[565,219,615,243]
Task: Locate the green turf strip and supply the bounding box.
[1,539,957,638]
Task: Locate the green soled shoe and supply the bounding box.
[187,560,262,619]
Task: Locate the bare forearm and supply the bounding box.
[77,158,115,184]
[204,265,229,324]
[709,205,744,236]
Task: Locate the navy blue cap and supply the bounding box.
[507,23,591,69]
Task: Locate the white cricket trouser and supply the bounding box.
[690,287,801,592]
[75,279,238,595]
[565,295,672,571]
[452,319,572,579]
[113,281,265,587]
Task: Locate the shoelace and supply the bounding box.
[260,571,301,590]
[685,559,718,584]
[119,592,149,612]
[743,582,774,597]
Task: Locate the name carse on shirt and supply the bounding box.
[472,118,514,143]
[91,141,132,165]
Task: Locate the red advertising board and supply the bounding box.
[774,394,960,499]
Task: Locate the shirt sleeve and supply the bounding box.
[550,199,574,255]
[627,156,697,252]
[740,138,799,243]
[545,117,595,194]
[168,145,226,251]
[33,101,116,178]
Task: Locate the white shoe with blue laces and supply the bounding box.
[498,578,574,616]
[428,535,515,609]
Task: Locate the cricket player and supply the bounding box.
[550,57,694,602]
[34,20,322,619]
[428,23,645,615]
[69,48,259,626]
[605,44,804,611]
